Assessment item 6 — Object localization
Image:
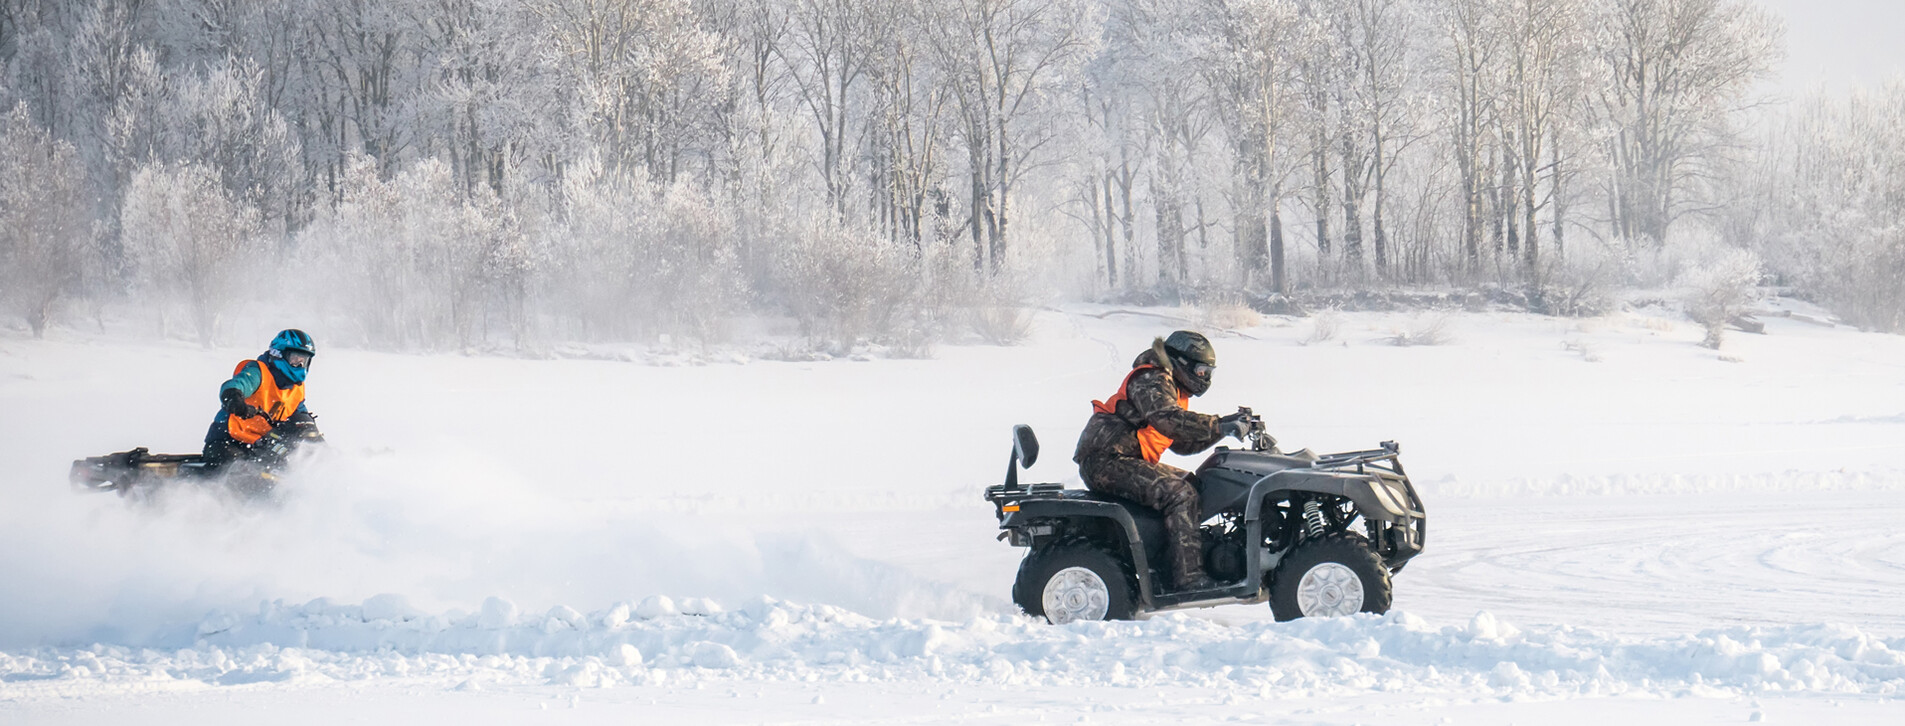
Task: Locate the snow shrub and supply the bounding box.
[778,217,921,347]
[1192,293,1261,330]
[1388,312,1454,347]
[1677,246,1762,349]
[1303,310,1341,345]
[1533,244,1618,318]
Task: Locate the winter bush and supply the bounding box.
[1388,313,1454,347]
[1677,246,1763,349]
[777,217,922,347]
[1533,244,1618,318]
[1192,293,1262,331]
[1303,311,1341,345]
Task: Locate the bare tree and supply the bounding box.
[1198,0,1301,294]
[1593,0,1780,249]
[1429,0,1505,278]
[785,0,876,218]
[923,0,1095,272]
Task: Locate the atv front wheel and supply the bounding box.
[1013,542,1135,624]
[1268,534,1392,622]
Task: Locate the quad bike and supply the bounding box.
[69,415,325,502]
[984,409,1426,624]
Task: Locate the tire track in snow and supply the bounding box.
[1402,493,1905,637]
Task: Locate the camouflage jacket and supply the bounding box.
[1073,345,1223,469]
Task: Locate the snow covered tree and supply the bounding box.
[119,161,263,346]
[0,103,94,337]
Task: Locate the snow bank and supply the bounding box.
[4,598,1901,700]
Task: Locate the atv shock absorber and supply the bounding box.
[1302,498,1329,539]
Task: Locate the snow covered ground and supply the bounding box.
[3,301,1903,723]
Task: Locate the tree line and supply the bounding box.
[1,0,1896,350]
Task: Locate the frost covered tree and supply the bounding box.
[554,157,746,343]
[119,162,263,346]
[537,0,729,182]
[301,156,529,350]
[0,104,93,337]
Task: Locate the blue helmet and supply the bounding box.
[264,329,315,384]
[270,329,316,357]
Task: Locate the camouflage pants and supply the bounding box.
[1081,457,1206,588]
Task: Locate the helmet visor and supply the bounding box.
[1190,362,1214,379]
[283,350,313,369]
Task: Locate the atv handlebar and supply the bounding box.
[1231,407,1277,452]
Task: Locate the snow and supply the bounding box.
[3,303,1905,723]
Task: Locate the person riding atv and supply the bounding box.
[203,329,322,469]
[70,329,326,501]
[1073,330,1252,593]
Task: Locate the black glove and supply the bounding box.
[221,389,261,419]
[1218,412,1252,440]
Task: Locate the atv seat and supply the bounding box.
[1060,489,1170,573]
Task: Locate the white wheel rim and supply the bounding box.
[1042,566,1110,624]
[1295,562,1365,617]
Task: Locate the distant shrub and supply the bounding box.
[1302,310,1341,345]
[1678,246,1762,349]
[1387,313,1454,347]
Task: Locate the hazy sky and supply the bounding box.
[1757,0,1905,95]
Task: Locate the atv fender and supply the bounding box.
[1001,498,1162,610]
[1245,470,1419,523]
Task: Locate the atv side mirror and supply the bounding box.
[1013,425,1040,469]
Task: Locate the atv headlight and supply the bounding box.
[1364,480,1407,518]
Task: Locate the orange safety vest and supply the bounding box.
[226,360,305,444]
[1091,364,1189,464]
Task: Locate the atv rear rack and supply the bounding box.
[983,482,1067,520]
[69,447,206,494]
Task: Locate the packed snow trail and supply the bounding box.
[4,597,1902,699]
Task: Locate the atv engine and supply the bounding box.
[1202,519,1249,583]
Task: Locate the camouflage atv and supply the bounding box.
[984,409,1426,623]
[69,416,325,502]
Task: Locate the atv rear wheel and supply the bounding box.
[1013,542,1135,624]
[1269,534,1392,622]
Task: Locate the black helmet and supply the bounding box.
[1161,330,1216,396]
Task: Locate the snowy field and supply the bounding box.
[3,302,1904,724]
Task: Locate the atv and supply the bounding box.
[70,416,325,502]
[983,409,1426,623]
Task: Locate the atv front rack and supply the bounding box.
[1311,441,1404,473]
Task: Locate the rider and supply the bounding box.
[1073,330,1252,592]
[203,329,318,466]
